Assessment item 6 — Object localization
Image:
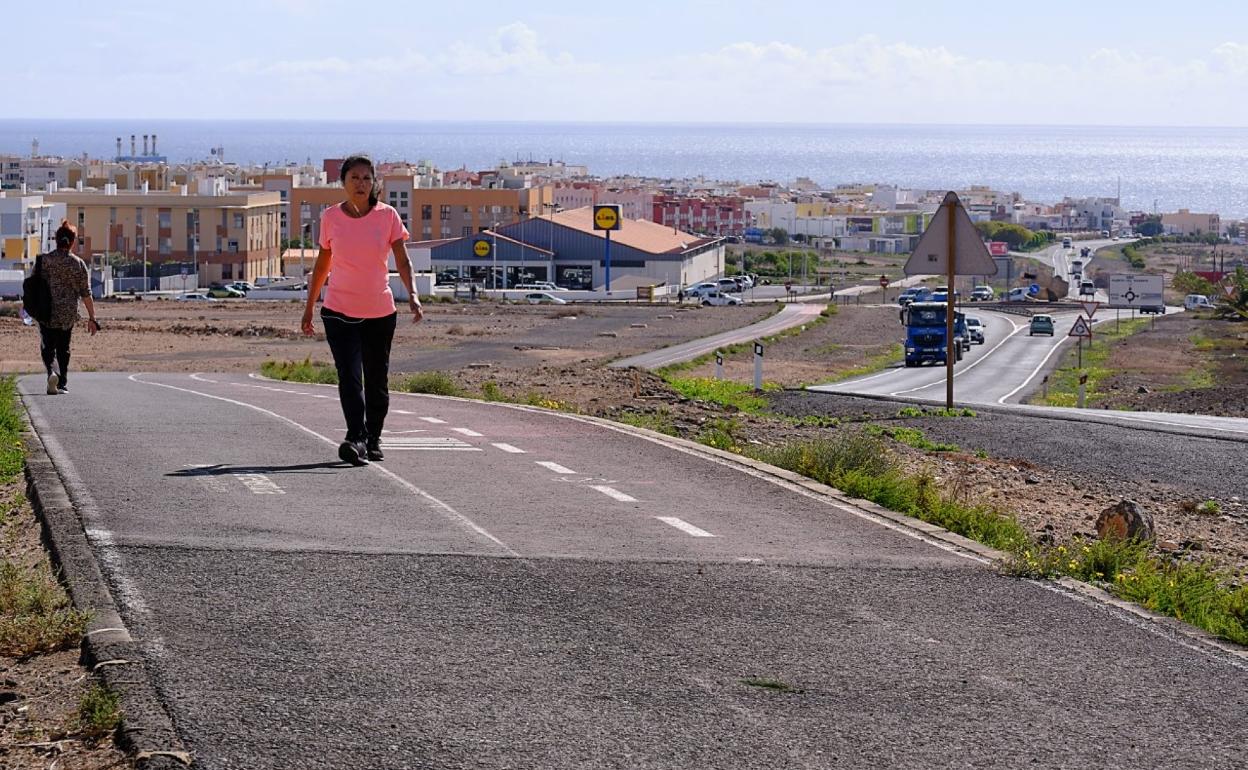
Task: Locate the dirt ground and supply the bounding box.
[0,295,1244,765]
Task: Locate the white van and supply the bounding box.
[1062,236,1073,248]
[1184,294,1213,310]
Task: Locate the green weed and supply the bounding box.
[399,371,464,397]
[614,410,678,436]
[666,377,773,414]
[1196,500,1222,515]
[817,343,904,384]
[78,683,121,739]
[0,561,90,657]
[865,424,960,452]
[260,358,337,385]
[897,406,976,418]
[697,418,745,452]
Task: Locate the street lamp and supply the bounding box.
[491,222,499,291]
[303,223,311,301]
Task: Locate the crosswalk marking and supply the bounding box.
[381,437,480,451]
[491,443,526,453]
[452,427,484,437]
[592,485,637,503]
[655,516,715,537]
[536,461,577,474]
[419,417,447,424]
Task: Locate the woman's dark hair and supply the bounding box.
[55,220,77,249]
[340,154,379,208]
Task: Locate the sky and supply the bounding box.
[12,0,1248,125]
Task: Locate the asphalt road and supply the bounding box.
[22,372,1248,769]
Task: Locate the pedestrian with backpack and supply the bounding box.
[300,155,423,466]
[35,221,100,395]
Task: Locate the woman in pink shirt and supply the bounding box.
[301,155,424,466]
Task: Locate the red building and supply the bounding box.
[652,194,748,236]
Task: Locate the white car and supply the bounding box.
[1184,294,1213,310]
[965,316,986,344]
[684,282,718,298]
[1004,287,1031,302]
[1079,280,1096,297]
[176,291,216,301]
[524,292,567,305]
[700,290,742,306]
[515,282,558,291]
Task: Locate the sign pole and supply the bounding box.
[605,229,612,293]
[945,197,955,409]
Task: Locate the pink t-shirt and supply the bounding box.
[318,202,410,318]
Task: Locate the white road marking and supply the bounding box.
[996,331,1078,404]
[420,417,447,424]
[592,485,638,502]
[452,427,484,437]
[491,443,526,453]
[128,375,516,555]
[392,409,415,415]
[234,473,285,495]
[888,313,1027,397]
[536,461,577,474]
[383,429,428,434]
[655,516,715,537]
[383,437,480,451]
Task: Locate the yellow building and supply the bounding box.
[45,185,283,285]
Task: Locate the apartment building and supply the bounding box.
[1162,209,1222,236]
[551,183,652,221]
[0,192,66,264]
[45,184,283,285]
[652,193,749,236]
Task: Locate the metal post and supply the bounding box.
[604,230,612,293]
[945,197,956,409]
[753,342,763,391]
[302,224,311,302]
[715,352,723,381]
[492,222,499,293]
[142,235,147,295]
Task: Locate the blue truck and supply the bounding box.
[902,301,966,366]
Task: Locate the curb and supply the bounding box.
[21,391,192,769]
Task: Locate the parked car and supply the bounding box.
[229,281,255,293]
[524,292,567,305]
[965,316,986,344]
[1079,280,1096,297]
[515,282,559,291]
[1029,314,1055,336]
[176,291,216,301]
[684,282,719,298]
[208,286,245,298]
[970,286,994,301]
[1184,294,1214,310]
[1005,287,1031,302]
[700,290,743,306]
[716,277,743,293]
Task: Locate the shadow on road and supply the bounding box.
[166,461,344,477]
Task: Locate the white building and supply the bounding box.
[0,192,66,266]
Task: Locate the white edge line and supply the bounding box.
[128,374,517,556]
[888,313,1028,397]
[996,331,1079,404]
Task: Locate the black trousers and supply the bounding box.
[39,325,73,387]
[321,308,397,443]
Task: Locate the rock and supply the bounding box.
[1137,386,1150,394]
[1095,499,1155,542]
[1025,475,1041,485]
[1158,539,1181,553]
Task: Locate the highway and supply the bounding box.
[22,372,1248,769]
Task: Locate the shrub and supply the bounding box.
[399,371,463,397]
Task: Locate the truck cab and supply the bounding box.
[902,301,963,367]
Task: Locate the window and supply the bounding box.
[462,226,472,237]
[440,226,451,238]
[440,205,450,221]
[421,204,432,220]
[422,226,432,238]
[233,213,244,229]
[159,237,171,255]
[228,240,239,253]
[158,210,170,228]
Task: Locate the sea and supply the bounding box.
[3,120,1248,219]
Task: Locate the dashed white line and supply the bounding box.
[392,409,415,415]
[383,437,480,451]
[592,485,637,502]
[655,516,715,537]
[536,461,577,474]
[419,417,446,424]
[452,427,484,437]
[492,443,526,453]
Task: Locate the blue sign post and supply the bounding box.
[593,204,622,292]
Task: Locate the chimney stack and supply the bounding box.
[143,134,149,155]
[130,135,136,157]
[152,134,158,155]
[116,137,122,158]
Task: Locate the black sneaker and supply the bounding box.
[338,440,368,466]
[365,439,384,462]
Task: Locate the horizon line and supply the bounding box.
[4,118,1248,131]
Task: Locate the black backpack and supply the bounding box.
[22,254,52,325]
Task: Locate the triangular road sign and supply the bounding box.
[1224,283,1238,298]
[1068,316,1093,338]
[904,192,998,276]
[1080,300,1100,318]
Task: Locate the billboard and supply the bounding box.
[988,241,1009,256]
[1108,274,1164,310]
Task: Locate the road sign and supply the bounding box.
[988,241,1009,256]
[878,275,889,288]
[1224,283,1238,298]
[1068,316,1093,338]
[473,239,492,258]
[903,192,998,276]
[593,204,622,231]
[1108,274,1163,309]
[1080,300,1100,319]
